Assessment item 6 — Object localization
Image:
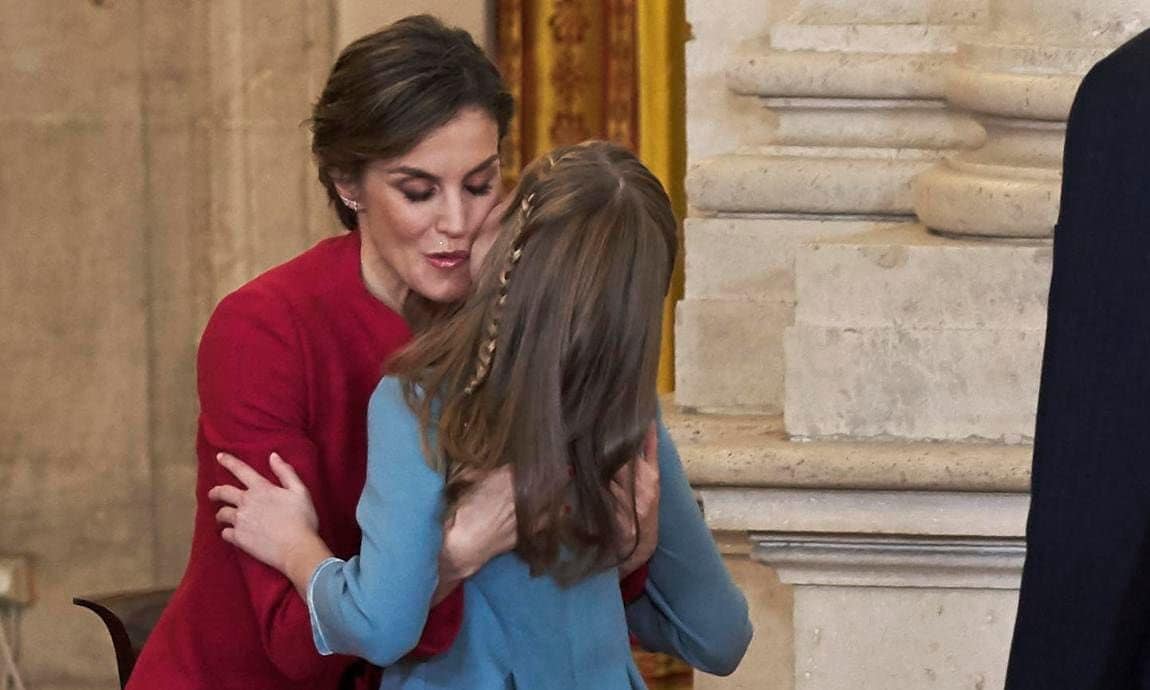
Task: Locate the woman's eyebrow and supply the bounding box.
[387,166,437,182]
[386,155,500,182]
[466,155,501,176]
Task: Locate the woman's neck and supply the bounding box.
[359,238,410,313]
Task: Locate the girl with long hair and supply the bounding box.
[211,141,752,688]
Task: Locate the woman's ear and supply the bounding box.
[332,172,363,212]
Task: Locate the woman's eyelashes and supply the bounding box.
[403,187,435,203]
[401,182,494,203]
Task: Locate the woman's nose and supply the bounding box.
[437,193,467,237]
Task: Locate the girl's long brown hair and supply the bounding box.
[388,141,678,584]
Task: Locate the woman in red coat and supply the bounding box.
[128,16,653,690]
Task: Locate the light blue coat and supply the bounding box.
[307,378,753,689]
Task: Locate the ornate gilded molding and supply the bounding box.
[497,0,640,173]
[605,0,638,150]
[497,0,526,176]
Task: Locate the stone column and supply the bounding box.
[678,0,984,414]
[784,1,1150,439]
[680,4,997,688]
[679,2,1148,689]
[670,408,1032,689]
[914,0,1148,237]
[692,465,1030,689]
[783,228,1052,441]
[758,531,1024,689]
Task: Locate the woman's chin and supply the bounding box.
[412,275,472,305]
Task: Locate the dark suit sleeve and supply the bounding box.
[1006,32,1150,689]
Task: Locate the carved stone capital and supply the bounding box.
[754,534,1025,589]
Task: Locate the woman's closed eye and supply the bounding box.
[402,186,435,203]
[402,183,494,203]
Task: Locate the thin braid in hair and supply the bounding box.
[462,148,581,395]
[463,192,535,395]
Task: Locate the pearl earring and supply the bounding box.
[339,195,361,212]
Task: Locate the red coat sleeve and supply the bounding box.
[199,288,355,681]
[620,563,650,603]
[198,289,462,680]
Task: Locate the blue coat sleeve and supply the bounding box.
[306,378,446,666]
[625,417,754,676]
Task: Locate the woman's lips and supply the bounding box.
[426,250,470,269]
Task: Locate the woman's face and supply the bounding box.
[343,107,503,308]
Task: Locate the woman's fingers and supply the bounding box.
[215,506,238,526]
[455,464,491,485]
[488,465,514,493]
[207,484,243,506]
[457,464,515,496]
[269,453,308,495]
[636,443,660,495]
[642,421,658,464]
[216,452,269,489]
[610,470,633,502]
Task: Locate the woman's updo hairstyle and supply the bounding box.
[310,15,514,230]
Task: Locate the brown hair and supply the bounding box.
[389,141,678,584]
[310,15,514,230]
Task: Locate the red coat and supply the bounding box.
[129,233,461,690]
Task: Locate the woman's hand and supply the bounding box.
[615,423,660,578]
[209,453,333,596]
[433,465,518,604]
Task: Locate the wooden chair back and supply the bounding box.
[73,588,372,688]
[72,589,174,689]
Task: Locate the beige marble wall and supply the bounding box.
[337,0,493,50]
[2,3,155,687]
[145,0,338,588]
